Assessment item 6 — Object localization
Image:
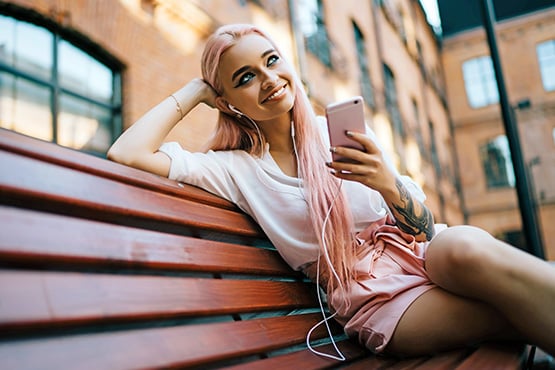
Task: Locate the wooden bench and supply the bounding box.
[0,128,528,369]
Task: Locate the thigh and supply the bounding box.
[386,287,520,356]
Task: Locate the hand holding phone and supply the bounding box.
[326,96,366,163]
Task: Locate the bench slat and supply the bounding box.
[404,349,470,369]
[220,341,369,370]
[0,128,237,210]
[0,206,297,276]
[0,150,263,238]
[0,270,317,331]
[456,343,525,370]
[341,354,457,369]
[0,313,329,370]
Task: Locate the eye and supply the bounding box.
[236,72,255,87]
[267,54,280,66]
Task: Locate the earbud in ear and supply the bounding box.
[228,104,243,118]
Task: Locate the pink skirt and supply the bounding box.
[303,216,437,353]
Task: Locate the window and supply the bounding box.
[383,64,404,138]
[411,98,426,157]
[428,120,441,178]
[462,56,499,108]
[0,13,122,156]
[353,22,374,107]
[537,39,555,92]
[480,135,515,189]
[297,0,331,67]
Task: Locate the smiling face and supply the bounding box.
[218,34,296,123]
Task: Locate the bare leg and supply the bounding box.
[422,225,555,355]
[387,287,520,356]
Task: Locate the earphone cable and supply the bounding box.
[291,122,346,361]
[306,179,346,361]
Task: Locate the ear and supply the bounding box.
[215,96,231,112]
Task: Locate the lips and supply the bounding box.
[262,84,287,103]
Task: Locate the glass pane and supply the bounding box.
[480,135,515,189]
[0,72,52,141]
[59,39,113,103]
[537,40,555,91]
[0,15,53,80]
[58,93,112,154]
[463,57,499,108]
[297,0,318,37]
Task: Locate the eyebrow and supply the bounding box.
[231,48,276,82]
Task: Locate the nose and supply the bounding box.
[261,69,278,89]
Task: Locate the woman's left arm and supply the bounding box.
[326,131,435,242]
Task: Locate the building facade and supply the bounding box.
[1,0,461,246]
[439,1,555,259]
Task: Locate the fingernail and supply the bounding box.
[330,147,336,153]
[346,130,353,137]
[325,161,332,167]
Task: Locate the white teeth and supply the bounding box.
[266,86,285,101]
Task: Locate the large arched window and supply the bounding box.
[0,12,122,156]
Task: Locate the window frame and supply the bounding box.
[0,7,123,157]
[462,55,499,109]
[383,64,405,138]
[536,39,555,92]
[352,21,374,107]
[298,0,332,68]
[480,135,515,190]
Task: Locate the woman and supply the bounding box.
[108,23,555,358]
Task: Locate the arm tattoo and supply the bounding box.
[391,178,435,240]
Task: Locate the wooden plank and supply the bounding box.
[0,150,263,238]
[0,313,330,370]
[0,270,317,331]
[0,128,237,210]
[220,341,369,370]
[456,343,525,370]
[0,206,297,276]
[337,355,399,369]
[406,349,470,369]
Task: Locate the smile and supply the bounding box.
[263,85,286,103]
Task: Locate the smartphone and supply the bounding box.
[326,96,366,163]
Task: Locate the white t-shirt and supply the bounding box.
[158,118,425,270]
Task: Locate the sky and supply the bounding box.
[419,0,442,33]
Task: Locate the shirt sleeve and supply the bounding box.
[157,142,241,203]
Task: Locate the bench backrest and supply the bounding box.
[0,129,369,369]
[0,129,527,369]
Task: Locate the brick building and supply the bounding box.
[6,0,546,256]
[439,0,555,259]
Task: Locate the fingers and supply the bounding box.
[325,158,379,179]
[328,131,380,164]
[326,132,394,190]
[345,131,380,154]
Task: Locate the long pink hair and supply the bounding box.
[201,24,357,296]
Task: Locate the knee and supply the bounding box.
[426,225,497,278]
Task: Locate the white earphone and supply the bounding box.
[228,104,243,117]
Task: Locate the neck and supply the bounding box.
[259,114,294,153]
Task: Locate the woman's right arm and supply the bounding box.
[107,78,217,177]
